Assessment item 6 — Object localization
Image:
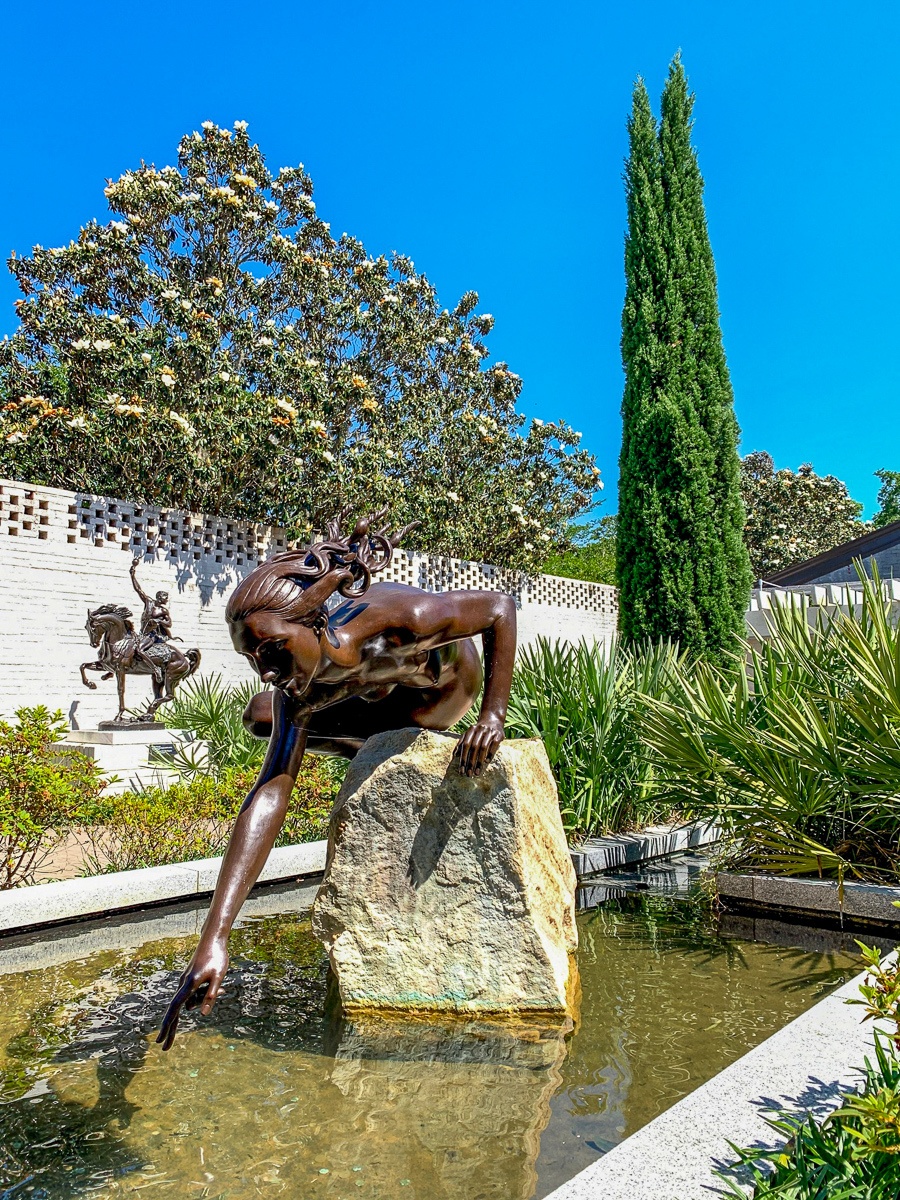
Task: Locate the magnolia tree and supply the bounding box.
[741,451,867,578]
[0,121,599,569]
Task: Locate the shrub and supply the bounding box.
[82,759,340,874]
[641,570,900,882]
[0,706,106,888]
[503,637,684,838]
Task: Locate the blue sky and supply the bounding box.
[1,1,897,515]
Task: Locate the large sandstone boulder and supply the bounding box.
[311,728,578,1014]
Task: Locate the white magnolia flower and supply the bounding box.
[283,323,294,333]
[447,491,460,503]
[201,120,215,131]
[533,418,544,427]
[182,192,201,202]
[92,340,112,351]
[66,415,87,430]
[322,450,335,462]
[110,221,129,234]
[71,338,91,351]
[524,542,534,551]
[219,372,231,382]
[510,504,523,514]
[258,337,274,347]
[141,353,152,364]
[234,120,249,132]
[191,131,202,143]
[264,200,278,212]
[180,300,192,311]
[170,410,196,439]
[5,431,27,444]
[275,398,296,416]
[435,337,448,345]
[161,289,178,300]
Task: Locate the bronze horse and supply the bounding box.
[81,604,201,722]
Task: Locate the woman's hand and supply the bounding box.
[455,717,505,777]
[156,939,229,1052]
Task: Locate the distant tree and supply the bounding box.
[873,469,900,529]
[541,515,617,585]
[0,121,599,570]
[617,58,751,660]
[740,451,867,578]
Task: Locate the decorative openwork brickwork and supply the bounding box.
[0,477,619,619]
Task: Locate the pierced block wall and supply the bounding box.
[0,478,618,728]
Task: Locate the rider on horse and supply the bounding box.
[130,558,170,680]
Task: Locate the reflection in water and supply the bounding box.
[0,875,862,1200]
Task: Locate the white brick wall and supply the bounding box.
[0,478,618,728]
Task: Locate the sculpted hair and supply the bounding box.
[225,509,418,631]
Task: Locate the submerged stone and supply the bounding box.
[311,729,578,1014]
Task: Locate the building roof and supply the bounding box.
[765,519,900,586]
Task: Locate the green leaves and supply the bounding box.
[503,636,683,838]
[0,120,599,570]
[741,452,868,579]
[641,570,900,881]
[0,706,106,888]
[619,57,751,661]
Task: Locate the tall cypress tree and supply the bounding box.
[617,56,751,660]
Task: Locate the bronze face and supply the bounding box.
[231,611,323,699]
[158,510,517,1050]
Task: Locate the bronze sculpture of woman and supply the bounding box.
[158,511,516,1049]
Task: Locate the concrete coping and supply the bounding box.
[570,818,719,877]
[544,962,891,1200]
[0,823,715,937]
[718,871,900,926]
[0,841,329,936]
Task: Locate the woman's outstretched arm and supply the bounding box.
[157,689,306,1050]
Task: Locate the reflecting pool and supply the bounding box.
[0,857,870,1199]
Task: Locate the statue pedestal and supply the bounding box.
[60,727,207,793]
[312,729,578,1015]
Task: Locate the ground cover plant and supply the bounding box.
[0,706,106,888]
[721,944,900,1198]
[641,571,900,882]
[503,636,683,838]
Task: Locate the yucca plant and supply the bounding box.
[641,568,900,881]
[156,673,269,778]
[503,637,684,838]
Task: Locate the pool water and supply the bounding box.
[0,859,867,1200]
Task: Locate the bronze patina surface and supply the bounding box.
[80,559,201,724]
[159,511,516,1048]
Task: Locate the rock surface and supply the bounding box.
[312,728,578,1014]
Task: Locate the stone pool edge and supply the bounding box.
[542,962,888,1200]
[0,842,329,934]
[0,818,718,936]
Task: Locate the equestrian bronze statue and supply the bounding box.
[158,510,516,1049]
[81,560,201,723]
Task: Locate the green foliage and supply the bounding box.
[541,516,617,585]
[741,451,868,579]
[874,470,900,530]
[0,121,599,570]
[503,636,683,838]
[159,672,269,777]
[0,706,106,888]
[721,949,900,1198]
[81,761,338,874]
[618,57,751,660]
[641,570,900,882]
